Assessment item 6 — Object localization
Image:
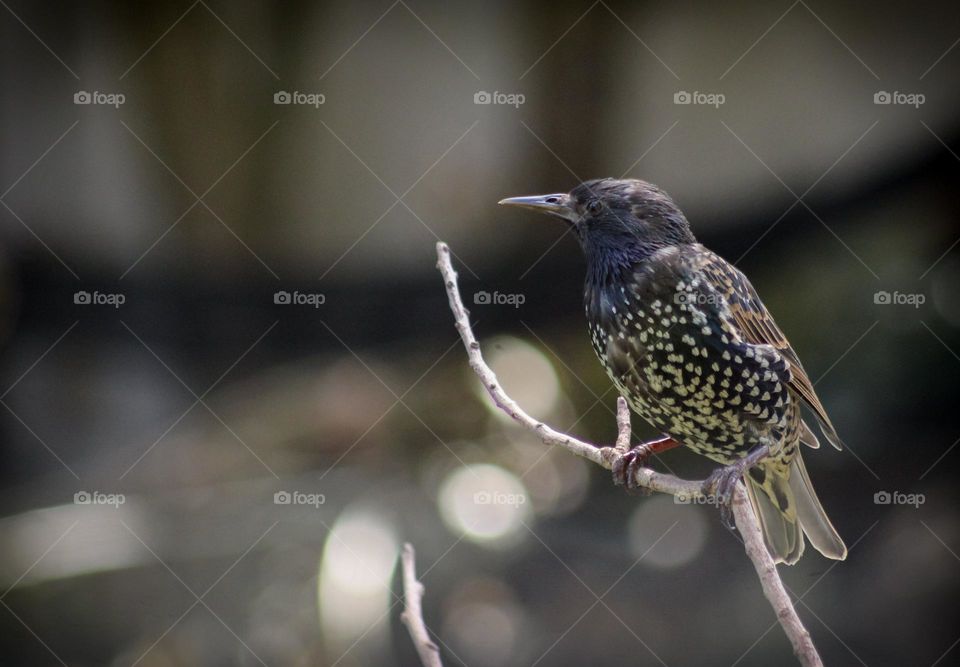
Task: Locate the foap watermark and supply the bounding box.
[274,90,325,108]
[274,290,325,308]
[873,91,925,108]
[874,290,925,308]
[874,490,925,508]
[74,490,125,508]
[674,291,721,306]
[474,290,525,308]
[674,90,725,108]
[473,490,526,507]
[674,492,720,505]
[74,290,126,308]
[474,90,525,108]
[74,90,125,108]
[274,490,325,507]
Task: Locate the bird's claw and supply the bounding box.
[702,444,771,529]
[612,435,680,495]
[702,466,742,528]
[612,446,654,495]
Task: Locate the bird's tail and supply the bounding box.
[745,452,847,565]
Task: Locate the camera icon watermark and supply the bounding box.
[473,90,525,108]
[674,492,719,505]
[274,290,325,308]
[74,90,125,108]
[74,290,126,308]
[674,90,725,108]
[274,490,325,507]
[74,490,125,508]
[473,490,526,507]
[873,290,925,308]
[473,290,525,308]
[873,490,924,508]
[273,90,325,108]
[873,91,924,108]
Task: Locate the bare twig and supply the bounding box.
[732,492,821,666]
[400,543,443,667]
[435,241,823,667]
[614,394,632,454]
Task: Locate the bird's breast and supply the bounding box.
[585,272,790,460]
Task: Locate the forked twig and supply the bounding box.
[435,241,822,667]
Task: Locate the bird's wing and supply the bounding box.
[696,248,843,450]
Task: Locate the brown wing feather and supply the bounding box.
[697,248,843,450]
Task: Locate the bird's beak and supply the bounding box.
[498,193,578,223]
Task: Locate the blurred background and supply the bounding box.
[1,1,959,665]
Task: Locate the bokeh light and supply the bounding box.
[318,509,398,654]
[481,336,560,421]
[0,501,148,586]
[628,495,708,569]
[521,448,591,516]
[437,464,532,546]
[441,576,531,667]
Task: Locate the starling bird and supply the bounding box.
[499,178,846,564]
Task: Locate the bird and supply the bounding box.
[499,178,846,564]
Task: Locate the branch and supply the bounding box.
[400,543,443,667]
[435,241,822,667]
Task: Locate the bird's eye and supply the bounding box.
[586,200,603,215]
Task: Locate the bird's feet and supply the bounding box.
[612,435,680,495]
[702,444,770,528]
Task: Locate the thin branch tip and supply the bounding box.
[400,543,443,667]
[614,396,632,453]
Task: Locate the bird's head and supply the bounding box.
[499,178,695,269]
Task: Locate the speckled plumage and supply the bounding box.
[587,244,800,465]
[500,178,847,564]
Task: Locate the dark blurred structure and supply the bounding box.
[1,1,959,665]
